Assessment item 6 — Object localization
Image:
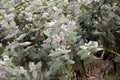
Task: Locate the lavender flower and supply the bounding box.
[4,13,14,21]
[60,24,69,31]
[0,70,5,77]
[53,34,64,42]
[61,45,70,50]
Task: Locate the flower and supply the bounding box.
[0,70,5,77]
[53,34,64,42]
[4,13,14,21]
[61,45,70,50]
[60,24,69,31]
[2,55,9,61]
[68,20,76,26]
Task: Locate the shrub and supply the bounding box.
[0,0,120,80]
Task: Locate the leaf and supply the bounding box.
[103,74,111,80]
[10,21,16,27]
[67,59,75,64]
[20,42,31,46]
[80,45,88,49]
[7,42,19,49]
[43,30,51,37]
[86,41,98,48]
[0,47,4,54]
[32,71,37,79]
[45,21,56,27]
[9,50,18,57]
[36,61,42,70]
[61,50,71,53]
[106,31,115,44]
[29,62,35,71]
[113,56,120,63]
[24,46,33,51]
[17,33,27,41]
[49,52,62,57]
[88,47,103,53]
[77,49,90,60]
[4,30,19,39]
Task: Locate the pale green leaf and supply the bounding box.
[17,33,27,41]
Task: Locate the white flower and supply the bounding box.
[2,55,9,61]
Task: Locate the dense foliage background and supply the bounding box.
[0,0,120,80]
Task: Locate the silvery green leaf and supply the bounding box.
[4,30,19,39]
[9,50,18,57]
[7,42,19,49]
[20,42,31,46]
[77,49,90,55]
[17,33,27,41]
[32,71,37,79]
[45,21,56,27]
[88,47,103,53]
[77,49,90,60]
[45,71,52,78]
[57,14,66,24]
[96,48,103,51]
[31,28,39,32]
[29,62,35,71]
[86,41,98,48]
[49,52,62,57]
[24,46,33,51]
[0,61,5,65]
[67,59,75,64]
[43,30,51,37]
[4,33,15,39]
[10,21,16,27]
[61,50,71,53]
[36,61,42,70]
[80,53,90,60]
[80,45,88,49]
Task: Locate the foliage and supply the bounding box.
[0,0,120,80]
